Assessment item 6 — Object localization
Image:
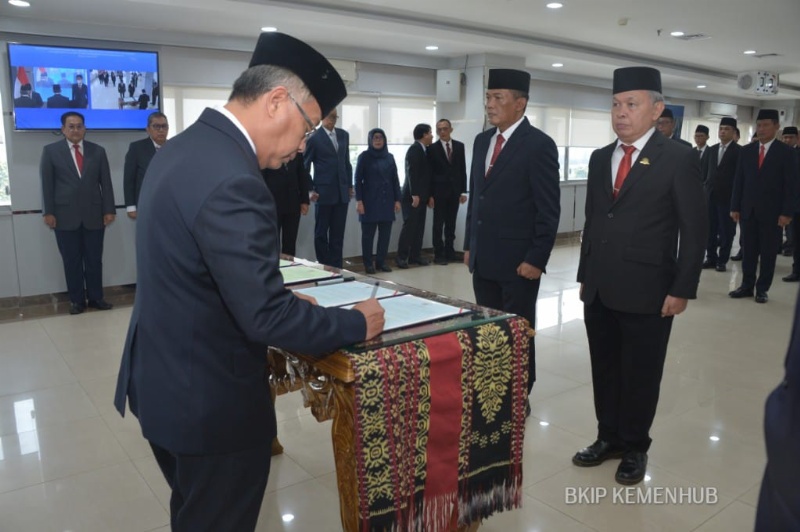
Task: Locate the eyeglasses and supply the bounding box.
[288,92,316,140]
[149,123,169,130]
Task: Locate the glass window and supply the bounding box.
[567,147,593,181]
[380,97,436,145]
[570,109,615,147]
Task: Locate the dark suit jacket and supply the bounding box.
[14,95,37,108]
[731,139,798,221]
[402,142,432,201]
[113,108,365,455]
[261,157,311,216]
[464,117,561,281]
[703,141,741,205]
[46,94,71,109]
[672,136,692,148]
[123,138,157,208]
[428,139,467,198]
[40,140,115,231]
[303,127,352,205]
[577,131,707,314]
[70,83,88,108]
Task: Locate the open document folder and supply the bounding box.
[279,264,339,285]
[342,293,467,332]
[293,281,400,307]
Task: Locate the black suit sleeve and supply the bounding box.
[295,159,311,205]
[456,142,467,194]
[670,149,707,298]
[525,134,561,270]
[98,148,115,215]
[123,142,138,207]
[405,144,427,198]
[577,150,600,283]
[344,131,353,187]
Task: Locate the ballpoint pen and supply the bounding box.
[370,281,380,298]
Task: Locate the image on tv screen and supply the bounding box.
[8,43,160,130]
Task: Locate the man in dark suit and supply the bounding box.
[46,84,71,108]
[396,123,434,268]
[70,74,88,108]
[303,109,352,268]
[428,118,468,265]
[656,108,692,148]
[701,117,740,272]
[755,288,800,531]
[261,152,311,256]
[781,126,800,281]
[729,109,799,303]
[573,67,706,485]
[124,112,169,220]
[113,33,384,531]
[137,89,150,110]
[694,124,709,161]
[40,112,116,315]
[13,83,39,108]
[464,69,561,400]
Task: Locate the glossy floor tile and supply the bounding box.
[0,243,791,531]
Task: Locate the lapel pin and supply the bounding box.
[639,158,650,166]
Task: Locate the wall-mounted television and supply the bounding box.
[8,43,160,130]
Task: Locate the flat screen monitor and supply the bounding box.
[8,43,160,130]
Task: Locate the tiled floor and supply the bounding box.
[0,243,793,531]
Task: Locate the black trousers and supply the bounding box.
[150,442,271,532]
[314,202,348,268]
[741,214,781,292]
[432,193,460,259]
[276,211,301,256]
[54,225,105,305]
[583,295,673,452]
[472,268,539,394]
[361,221,393,268]
[791,213,800,275]
[397,198,428,262]
[706,197,737,265]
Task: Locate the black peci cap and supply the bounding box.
[487,69,531,97]
[783,126,798,135]
[248,32,346,118]
[720,117,737,128]
[695,125,709,134]
[613,66,662,94]
[660,108,674,120]
[756,109,779,121]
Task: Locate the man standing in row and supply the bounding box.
[656,108,692,147]
[396,123,433,268]
[428,118,467,265]
[124,112,169,220]
[464,69,560,400]
[729,109,798,303]
[71,74,89,109]
[41,112,116,314]
[574,67,706,485]
[702,117,740,272]
[694,124,710,160]
[303,109,352,268]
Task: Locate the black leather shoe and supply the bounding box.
[87,299,113,310]
[756,292,769,304]
[572,440,626,467]
[446,251,463,261]
[783,248,794,257]
[364,265,376,274]
[701,260,716,269]
[615,451,648,485]
[730,252,743,261]
[783,273,800,282]
[412,258,430,266]
[715,264,727,272]
[377,264,392,272]
[395,258,409,269]
[434,256,448,265]
[69,302,85,315]
[729,286,754,298]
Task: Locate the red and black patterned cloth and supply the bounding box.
[350,316,529,531]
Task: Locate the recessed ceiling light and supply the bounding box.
[552,63,564,68]
[260,26,278,32]
[743,50,757,55]
[9,0,31,6]
[546,2,563,8]
[697,84,707,89]
[670,31,685,37]
[425,45,439,51]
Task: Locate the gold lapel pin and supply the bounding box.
[639,158,650,165]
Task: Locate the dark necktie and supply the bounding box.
[758,144,765,169]
[446,142,452,162]
[613,145,636,199]
[73,144,83,175]
[486,134,505,178]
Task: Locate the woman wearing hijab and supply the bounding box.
[355,128,402,274]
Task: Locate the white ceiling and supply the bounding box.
[3,0,800,103]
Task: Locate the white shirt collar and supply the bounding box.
[494,115,525,141]
[616,127,656,153]
[216,106,256,155]
[66,138,84,150]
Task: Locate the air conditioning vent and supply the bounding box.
[738,71,779,95]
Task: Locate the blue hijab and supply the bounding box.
[365,128,389,159]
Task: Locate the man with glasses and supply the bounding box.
[123,112,169,220]
[113,33,385,531]
[303,108,353,268]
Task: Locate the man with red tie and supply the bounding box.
[40,112,116,314]
[573,67,706,485]
[463,68,561,401]
[729,109,799,303]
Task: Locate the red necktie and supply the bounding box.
[73,144,83,175]
[486,134,505,178]
[758,144,765,169]
[446,142,452,162]
[613,145,636,199]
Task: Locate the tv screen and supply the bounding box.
[8,43,160,130]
